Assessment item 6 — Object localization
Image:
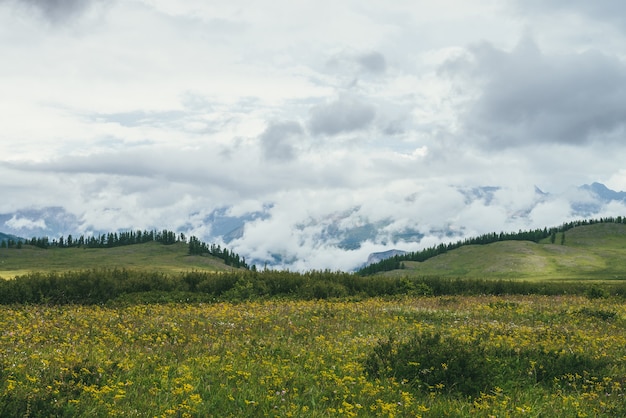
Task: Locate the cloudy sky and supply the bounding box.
[2,0,626,270]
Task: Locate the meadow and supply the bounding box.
[2,222,626,416]
[1,295,625,417]
[0,242,234,280]
[373,222,626,281]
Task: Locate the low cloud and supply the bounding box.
[5,215,47,230]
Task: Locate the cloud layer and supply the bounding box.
[1,0,626,270]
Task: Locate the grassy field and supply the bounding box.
[1,295,624,417]
[2,223,626,416]
[389,223,626,281]
[0,242,239,279]
[3,222,626,281]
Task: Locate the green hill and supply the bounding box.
[0,241,240,279]
[0,232,22,244]
[3,222,626,282]
[383,222,626,281]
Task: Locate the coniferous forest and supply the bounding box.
[0,229,248,269]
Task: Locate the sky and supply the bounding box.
[2,0,626,270]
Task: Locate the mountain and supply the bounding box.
[572,182,626,215]
[1,182,626,271]
[0,232,23,244]
[580,182,626,201]
[0,207,80,240]
[364,249,407,267]
[459,186,500,205]
[203,205,272,243]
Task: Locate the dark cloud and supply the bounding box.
[356,52,387,74]
[309,97,376,136]
[259,121,303,161]
[3,0,96,23]
[443,38,626,147]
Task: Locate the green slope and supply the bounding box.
[385,223,626,281]
[0,241,239,279]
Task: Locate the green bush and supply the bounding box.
[586,285,609,299]
[365,332,495,397]
[574,306,617,321]
[364,331,612,398]
[0,268,623,305]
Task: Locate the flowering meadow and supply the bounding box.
[1,295,625,417]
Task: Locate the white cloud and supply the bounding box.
[605,170,626,192]
[1,0,625,270]
[5,215,47,231]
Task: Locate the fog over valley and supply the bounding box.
[2,0,626,270]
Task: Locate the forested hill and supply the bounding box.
[0,232,22,247]
[0,229,250,277]
[358,216,626,276]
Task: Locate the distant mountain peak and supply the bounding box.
[459,186,500,205]
[365,249,407,267]
[579,182,626,202]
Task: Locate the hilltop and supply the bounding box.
[0,240,244,280]
[374,222,626,281]
[3,219,626,282]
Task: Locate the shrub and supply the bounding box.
[586,285,609,299]
[364,331,613,399]
[364,332,495,397]
[575,306,617,321]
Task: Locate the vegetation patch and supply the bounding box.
[360,217,626,280]
[3,269,626,305]
[1,296,624,417]
[364,330,613,399]
[574,306,618,321]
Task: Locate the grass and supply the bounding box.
[2,222,626,415]
[1,295,624,417]
[0,242,235,279]
[390,223,626,281]
[3,222,626,281]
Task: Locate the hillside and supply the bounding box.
[3,222,626,281]
[0,232,22,244]
[381,223,626,281]
[0,241,240,279]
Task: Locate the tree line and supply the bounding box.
[0,268,622,305]
[357,216,626,275]
[20,229,182,249]
[187,236,249,269]
[0,239,22,249]
[0,229,249,270]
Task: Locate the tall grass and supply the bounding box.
[1,268,626,305]
[1,295,624,416]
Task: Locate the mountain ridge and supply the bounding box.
[1,182,625,270]
[2,218,626,280]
